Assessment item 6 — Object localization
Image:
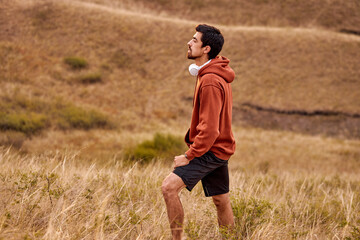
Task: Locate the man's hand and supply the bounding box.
[174,155,190,168]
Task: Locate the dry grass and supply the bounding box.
[0,127,359,239]
[75,0,360,30]
[1,1,360,239]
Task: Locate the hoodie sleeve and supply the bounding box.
[185,81,224,160]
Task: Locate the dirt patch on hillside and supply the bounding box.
[234,103,360,139]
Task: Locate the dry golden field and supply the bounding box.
[1,0,360,239]
[1,129,360,239]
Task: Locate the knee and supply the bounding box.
[212,195,230,208]
[161,173,185,200]
[212,197,222,207]
[161,178,174,198]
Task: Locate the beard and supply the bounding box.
[187,52,195,59]
[187,48,197,59]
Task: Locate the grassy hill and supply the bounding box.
[1,0,360,144]
[77,0,360,31]
[1,1,360,239]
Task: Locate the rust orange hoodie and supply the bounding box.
[185,56,236,161]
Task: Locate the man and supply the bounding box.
[162,24,236,239]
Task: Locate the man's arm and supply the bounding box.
[173,154,189,168]
[185,82,224,160]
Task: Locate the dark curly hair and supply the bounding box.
[195,24,224,59]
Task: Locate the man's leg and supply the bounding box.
[212,193,234,230]
[162,173,186,240]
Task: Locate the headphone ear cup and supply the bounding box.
[189,63,200,76]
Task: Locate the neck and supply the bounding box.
[195,55,210,66]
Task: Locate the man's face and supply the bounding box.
[187,32,205,60]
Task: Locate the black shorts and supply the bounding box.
[173,151,229,197]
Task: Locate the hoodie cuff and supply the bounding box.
[185,149,195,161]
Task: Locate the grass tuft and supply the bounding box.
[231,196,273,239]
[74,72,102,84]
[64,56,89,70]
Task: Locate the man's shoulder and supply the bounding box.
[200,73,225,88]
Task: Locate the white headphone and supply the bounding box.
[188,60,211,76]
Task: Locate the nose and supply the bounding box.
[187,39,192,46]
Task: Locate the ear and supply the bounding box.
[203,45,211,54]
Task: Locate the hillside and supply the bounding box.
[1,1,360,239]
[77,0,360,31]
[0,0,360,149]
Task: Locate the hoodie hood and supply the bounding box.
[198,56,235,83]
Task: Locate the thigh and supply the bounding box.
[162,173,186,193]
[201,163,229,197]
[173,151,226,192]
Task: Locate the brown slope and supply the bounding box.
[75,0,360,31]
[1,0,360,137]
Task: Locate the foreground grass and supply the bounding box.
[0,128,359,239]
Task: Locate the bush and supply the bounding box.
[75,72,102,84]
[231,197,273,239]
[0,95,113,136]
[125,133,187,163]
[64,56,88,70]
[57,105,110,130]
[0,112,48,135]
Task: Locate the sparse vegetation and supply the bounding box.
[0,95,112,139]
[0,112,48,135]
[74,72,102,84]
[56,103,110,130]
[0,0,359,239]
[231,196,273,239]
[111,49,130,68]
[1,0,359,136]
[125,133,187,163]
[0,96,49,135]
[64,56,88,70]
[0,145,359,239]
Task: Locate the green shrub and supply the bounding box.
[0,112,48,135]
[125,133,186,163]
[75,72,102,84]
[184,220,200,239]
[231,197,273,239]
[64,56,88,70]
[57,105,110,130]
[130,144,157,162]
[0,94,46,113]
[0,95,113,135]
